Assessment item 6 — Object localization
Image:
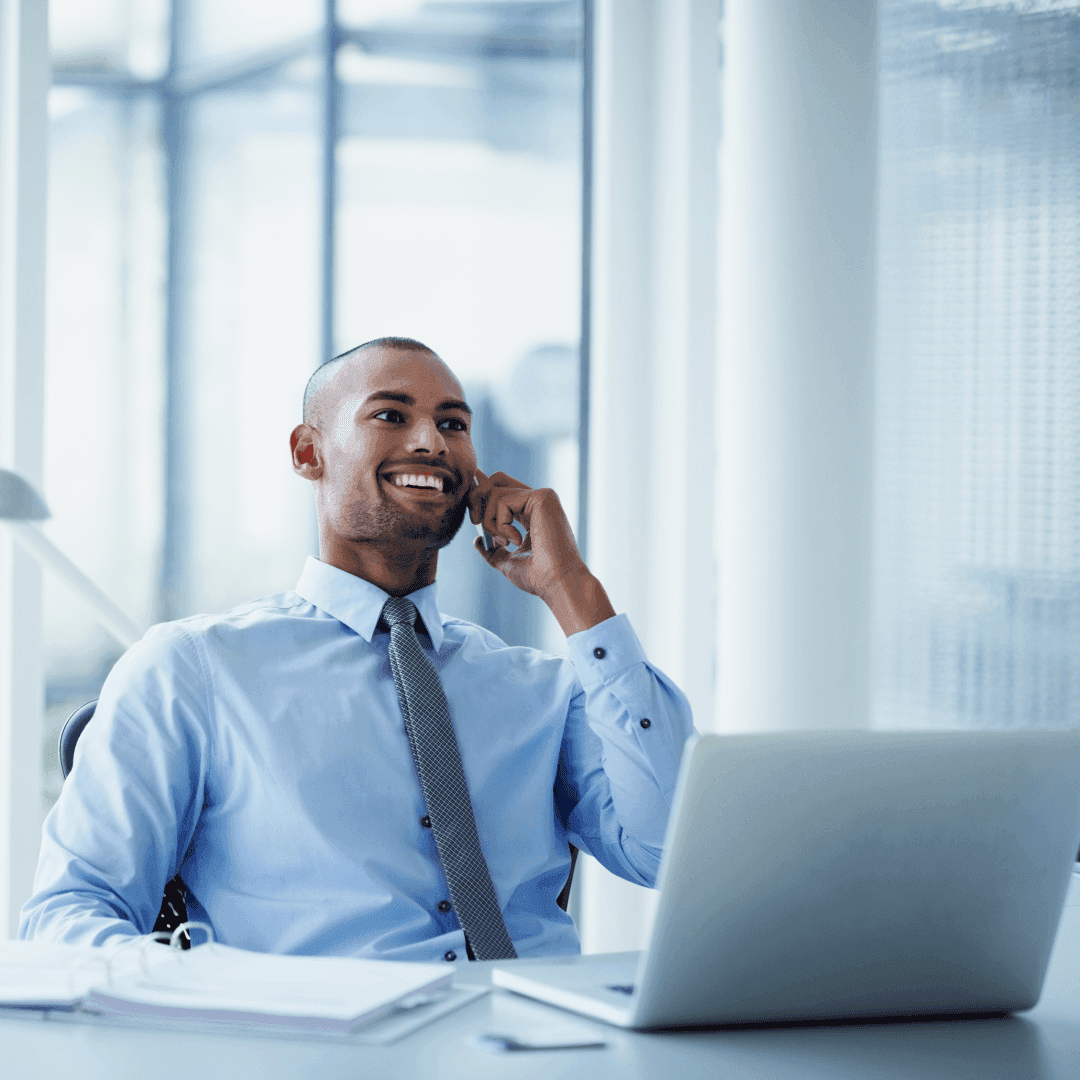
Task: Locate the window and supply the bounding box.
[43,0,586,807]
[873,0,1080,730]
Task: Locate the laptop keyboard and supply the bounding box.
[606,985,635,995]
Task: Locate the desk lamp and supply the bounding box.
[0,468,144,648]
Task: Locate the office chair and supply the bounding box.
[59,701,191,947]
[557,845,578,913]
[59,700,579,946]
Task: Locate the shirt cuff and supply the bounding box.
[566,613,648,688]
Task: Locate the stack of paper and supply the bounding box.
[0,941,106,1009]
[85,943,452,1034]
[0,939,452,1035]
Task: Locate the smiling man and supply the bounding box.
[21,337,696,961]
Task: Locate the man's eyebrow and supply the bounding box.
[440,398,472,417]
[363,391,472,417]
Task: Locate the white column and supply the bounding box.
[716,0,878,734]
[0,0,49,937]
[581,0,719,954]
[645,0,719,734]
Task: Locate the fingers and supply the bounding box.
[474,534,512,569]
[469,468,518,523]
[484,488,531,548]
[470,469,530,531]
[469,469,488,520]
[493,525,524,548]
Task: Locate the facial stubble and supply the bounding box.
[341,484,470,550]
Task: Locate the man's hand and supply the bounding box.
[468,470,582,596]
[469,469,616,636]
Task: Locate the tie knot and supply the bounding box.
[382,596,419,630]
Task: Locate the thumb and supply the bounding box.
[474,535,512,571]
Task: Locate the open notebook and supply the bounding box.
[1,938,452,1035]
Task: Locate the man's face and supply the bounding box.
[313,347,477,550]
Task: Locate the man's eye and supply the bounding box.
[439,418,467,432]
[374,409,405,423]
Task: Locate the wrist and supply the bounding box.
[540,567,616,637]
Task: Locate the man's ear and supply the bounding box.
[290,424,323,480]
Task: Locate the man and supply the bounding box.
[21,337,695,961]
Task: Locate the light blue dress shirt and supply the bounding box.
[21,557,696,960]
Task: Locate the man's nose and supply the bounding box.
[405,417,447,454]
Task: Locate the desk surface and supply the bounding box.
[4,869,1079,1080]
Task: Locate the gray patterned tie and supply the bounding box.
[381,595,517,961]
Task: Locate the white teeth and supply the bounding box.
[391,473,443,491]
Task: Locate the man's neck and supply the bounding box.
[318,536,438,597]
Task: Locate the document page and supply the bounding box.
[0,941,107,1008]
[85,943,452,1032]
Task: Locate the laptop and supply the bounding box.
[493,730,1080,1029]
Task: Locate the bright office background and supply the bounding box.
[4,0,1079,947]
[43,0,584,790]
[873,0,1080,732]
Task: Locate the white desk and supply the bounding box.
[4,869,1079,1080]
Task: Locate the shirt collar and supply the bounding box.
[294,556,445,652]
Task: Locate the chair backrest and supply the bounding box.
[59,700,97,779]
[556,844,578,913]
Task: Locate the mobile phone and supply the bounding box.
[472,477,497,552]
[475,521,497,552]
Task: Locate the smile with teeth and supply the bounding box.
[386,473,447,493]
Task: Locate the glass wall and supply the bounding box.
[873,0,1080,729]
[42,0,584,808]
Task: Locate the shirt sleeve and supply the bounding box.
[19,623,212,947]
[556,613,697,887]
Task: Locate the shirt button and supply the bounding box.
[593,647,606,659]
[444,950,457,962]
[438,900,451,913]
[420,816,432,828]
[640,718,651,729]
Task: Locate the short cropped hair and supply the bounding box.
[302,337,436,428]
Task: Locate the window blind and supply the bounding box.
[873,0,1080,729]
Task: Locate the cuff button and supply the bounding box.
[593,647,606,659]
[444,950,457,962]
